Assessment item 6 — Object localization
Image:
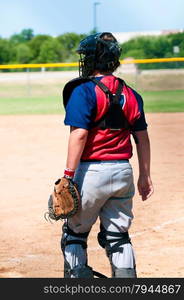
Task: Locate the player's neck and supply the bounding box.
[93,71,113,77]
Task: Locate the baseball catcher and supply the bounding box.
[48,32,154,278]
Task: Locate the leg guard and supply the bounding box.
[68,265,94,278]
[98,224,137,278]
[115,268,137,278]
[61,222,94,278]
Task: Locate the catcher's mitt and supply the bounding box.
[45,177,80,221]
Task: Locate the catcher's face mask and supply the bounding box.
[76,32,121,78]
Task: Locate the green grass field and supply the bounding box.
[142,90,184,112]
[0,88,183,114]
[0,96,63,115]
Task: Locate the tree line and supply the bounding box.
[121,31,184,69]
[0,28,184,70]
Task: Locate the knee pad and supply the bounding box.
[97,224,131,257]
[61,222,89,254]
[97,224,136,278]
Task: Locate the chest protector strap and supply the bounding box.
[90,77,131,131]
[63,77,138,142]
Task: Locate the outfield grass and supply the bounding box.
[0,96,64,115]
[141,90,184,112]
[0,90,183,114]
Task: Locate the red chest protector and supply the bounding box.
[63,76,138,140]
[90,77,130,131]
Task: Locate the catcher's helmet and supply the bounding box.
[76,32,121,77]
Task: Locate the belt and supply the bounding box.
[81,159,129,162]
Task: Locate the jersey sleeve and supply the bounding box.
[131,90,148,131]
[64,83,96,129]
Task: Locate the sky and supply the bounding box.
[0,0,184,38]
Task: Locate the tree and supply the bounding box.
[37,38,64,63]
[15,44,32,63]
[168,32,184,47]
[21,28,34,41]
[56,33,87,61]
[1,30,183,69]
[0,38,11,64]
[10,28,34,44]
[168,32,184,56]
[122,33,184,69]
[121,33,184,61]
[121,49,145,59]
[28,35,52,62]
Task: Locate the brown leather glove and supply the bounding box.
[45,177,80,221]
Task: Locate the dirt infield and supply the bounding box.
[0,113,184,278]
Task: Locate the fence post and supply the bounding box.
[26,68,31,97]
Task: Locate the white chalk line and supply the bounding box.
[131,216,184,237]
[89,216,184,251]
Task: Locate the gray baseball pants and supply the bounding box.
[63,160,136,272]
